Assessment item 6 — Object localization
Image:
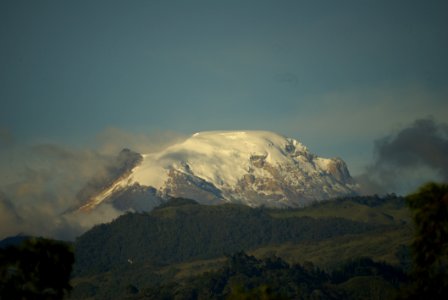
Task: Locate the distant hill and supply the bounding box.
[73,198,387,276]
[0,234,32,249]
[70,195,412,299]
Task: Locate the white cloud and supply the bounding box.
[93,127,187,155]
[0,129,187,240]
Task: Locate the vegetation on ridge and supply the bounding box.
[2,183,447,299]
[70,193,414,299]
[73,198,390,277]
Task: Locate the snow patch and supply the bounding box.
[83,130,356,210]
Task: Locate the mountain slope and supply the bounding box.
[73,198,391,277]
[79,131,357,211]
[70,196,411,300]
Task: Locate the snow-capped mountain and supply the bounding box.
[78,131,357,212]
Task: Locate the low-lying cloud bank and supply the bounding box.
[356,118,448,195]
[0,129,185,241]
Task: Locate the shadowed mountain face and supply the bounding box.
[76,149,152,212]
[77,131,357,212]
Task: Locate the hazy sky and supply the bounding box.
[1,0,448,175]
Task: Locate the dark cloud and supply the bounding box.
[357,118,448,195]
[374,119,448,175]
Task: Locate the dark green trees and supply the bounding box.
[404,182,448,298]
[0,237,74,300]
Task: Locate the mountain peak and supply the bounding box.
[79,130,357,212]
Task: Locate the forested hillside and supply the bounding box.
[70,195,412,299]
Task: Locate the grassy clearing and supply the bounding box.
[250,227,412,270]
[269,199,410,226]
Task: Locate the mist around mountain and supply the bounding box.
[1,118,447,241]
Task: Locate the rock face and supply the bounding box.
[78,131,357,211]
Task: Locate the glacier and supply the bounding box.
[79,131,358,212]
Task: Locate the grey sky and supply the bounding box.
[1,0,448,175]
